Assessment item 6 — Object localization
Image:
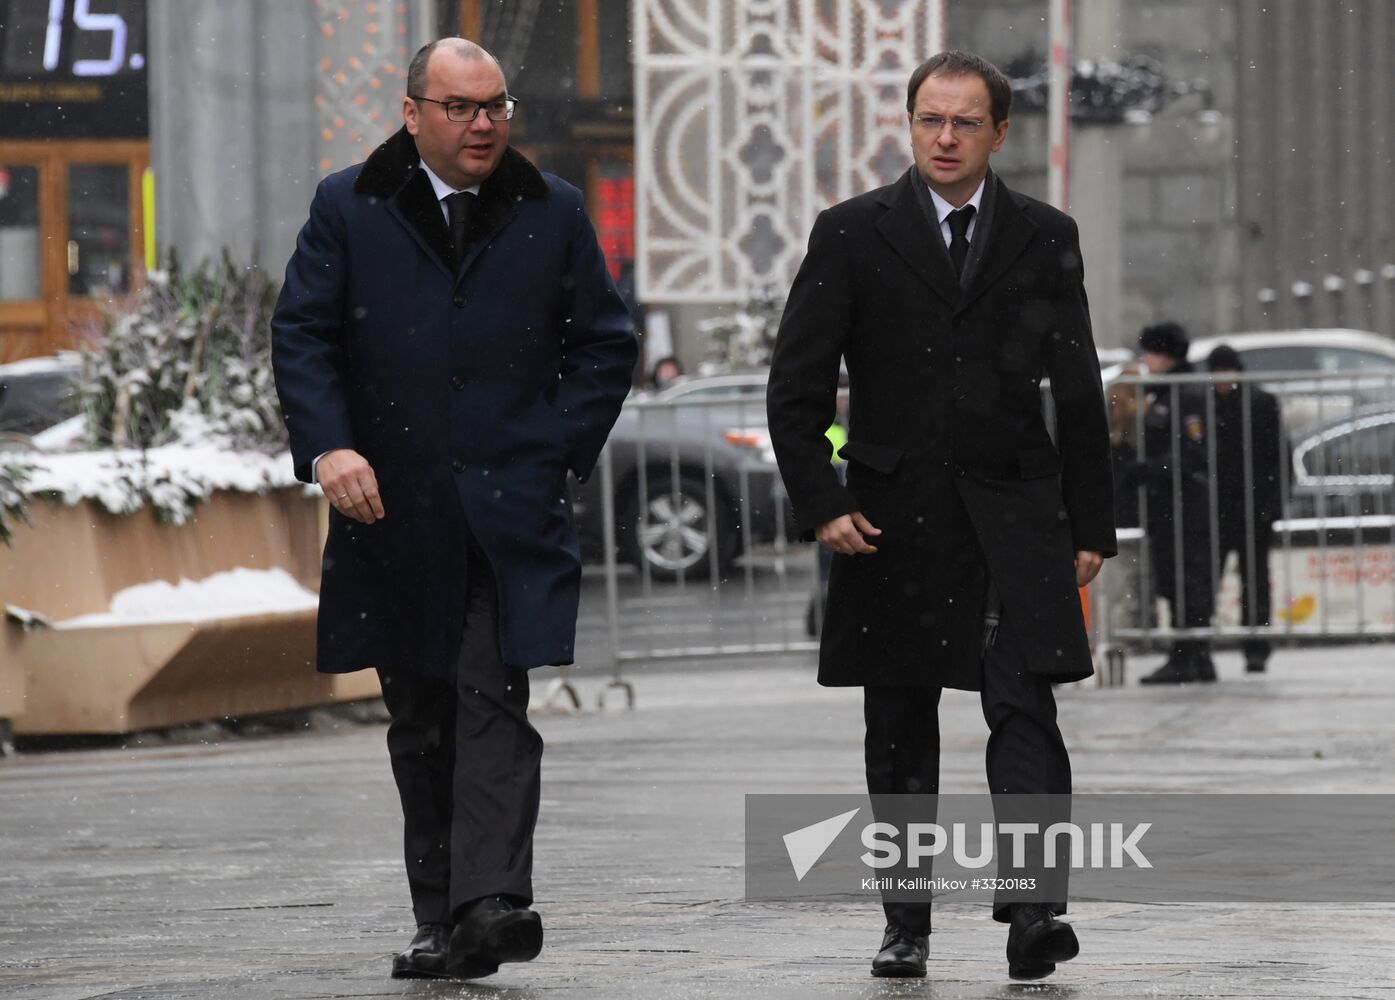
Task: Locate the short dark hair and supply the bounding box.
[905,50,1013,124]
[1207,344,1244,372]
[406,38,500,97]
[1138,321,1191,360]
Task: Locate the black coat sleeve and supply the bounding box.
[766,209,859,539]
[1040,216,1118,557]
[552,188,639,483]
[270,176,356,484]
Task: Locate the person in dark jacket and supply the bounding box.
[768,50,1114,982]
[270,38,636,981]
[1207,344,1284,672]
[1134,322,1217,684]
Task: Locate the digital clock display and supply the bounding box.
[0,0,148,138]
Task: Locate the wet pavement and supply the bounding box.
[3,644,1394,999]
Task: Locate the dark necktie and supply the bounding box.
[947,205,975,279]
[445,190,476,265]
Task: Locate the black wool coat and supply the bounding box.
[271,129,637,679]
[767,169,1116,690]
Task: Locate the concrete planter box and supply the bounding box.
[0,488,378,735]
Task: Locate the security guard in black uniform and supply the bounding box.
[1206,344,1284,673]
[1132,322,1216,684]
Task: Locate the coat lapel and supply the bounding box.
[453,146,553,279]
[954,175,1037,316]
[393,168,456,276]
[875,168,961,308]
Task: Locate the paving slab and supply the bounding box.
[2,645,1394,998]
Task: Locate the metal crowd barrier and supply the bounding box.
[579,369,1395,696]
[581,385,821,699]
[1093,368,1395,684]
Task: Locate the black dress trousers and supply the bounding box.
[377,529,543,925]
[863,604,1073,935]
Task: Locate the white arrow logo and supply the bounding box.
[782,808,860,881]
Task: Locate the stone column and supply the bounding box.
[149,0,420,277]
[1070,0,1124,349]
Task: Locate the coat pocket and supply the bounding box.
[1018,445,1062,479]
[838,440,904,475]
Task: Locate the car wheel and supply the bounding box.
[620,470,738,581]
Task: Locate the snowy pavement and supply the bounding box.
[2,645,1394,998]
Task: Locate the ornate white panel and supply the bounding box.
[635,0,944,302]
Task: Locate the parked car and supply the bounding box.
[1187,329,1395,373]
[0,353,82,448]
[1188,329,1395,430]
[571,371,797,580]
[1286,403,1395,525]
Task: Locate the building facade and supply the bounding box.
[1,1,1391,361]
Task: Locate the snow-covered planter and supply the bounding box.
[0,256,379,735]
[0,484,377,736]
[21,441,303,526]
[0,254,292,536]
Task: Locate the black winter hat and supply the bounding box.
[1138,321,1190,359]
[1207,344,1244,372]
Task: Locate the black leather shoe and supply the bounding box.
[447,896,543,977]
[390,922,452,979]
[1005,903,1078,981]
[1139,656,1198,685]
[870,923,928,978]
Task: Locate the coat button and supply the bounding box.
[954,464,966,477]
[450,457,465,473]
[453,294,466,307]
[450,375,464,390]
[953,385,967,400]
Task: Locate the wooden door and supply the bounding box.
[0,140,149,362]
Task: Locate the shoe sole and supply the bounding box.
[391,954,450,979]
[443,958,501,981]
[1009,960,1057,981]
[391,965,451,980]
[871,962,926,978]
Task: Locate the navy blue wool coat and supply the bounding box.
[272,128,637,679]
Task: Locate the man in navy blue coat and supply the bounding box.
[271,37,636,981]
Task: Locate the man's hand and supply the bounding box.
[1074,550,1103,587]
[318,449,385,524]
[816,512,881,555]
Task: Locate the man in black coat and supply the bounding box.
[1134,322,1217,684]
[270,38,636,980]
[1207,344,1284,672]
[767,51,1115,982]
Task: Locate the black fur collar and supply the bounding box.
[353,125,549,202]
[354,126,549,273]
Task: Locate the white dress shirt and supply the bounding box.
[418,159,482,221]
[925,176,986,247]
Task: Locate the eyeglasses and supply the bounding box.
[410,95,517,122]
[912,114,986,135]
